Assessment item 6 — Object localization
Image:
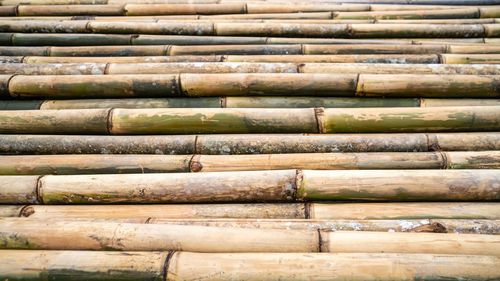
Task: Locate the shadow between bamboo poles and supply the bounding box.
[0,169,497,203]
[0,219,499,255]
[0,151,498,175]
[1,251,498,281]
[2,63,500,75]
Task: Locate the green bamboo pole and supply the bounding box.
[1,251,498,281]
[1,169,497,203]
[0,132,498,154]
[0,151,498,175]
[2,63,500,75]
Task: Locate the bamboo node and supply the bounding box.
[19,205,34,217]
[313,107,325,134]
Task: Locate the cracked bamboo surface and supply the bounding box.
[1,251,499,281]
[0,151,498,175]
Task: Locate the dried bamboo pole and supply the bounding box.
[4,202,498,220]
[19,54,442,64]
[441,54,500,64]
[0,219,320,252]
[333,8,480,20]
[1,219,499,255]
[5,73,500,99]
[0,151,498,175]
[2,62,500,75]
[0,132,498,155]
[1,169,496,203]
[2,251,498,281]
[0,250,168,281]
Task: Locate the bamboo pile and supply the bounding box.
[0,0,500,280]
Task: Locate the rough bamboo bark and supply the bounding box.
[3,251,497,281]
[0,109,109,134]
[0,250,167,281]
[321,231,500,256]
[298,169,500,201]
[322,106,500,133]
[0,133,497,155]
[311,202,500,220]
[0,219,319,252]
[16,204,307,219]
[37,170,297,204]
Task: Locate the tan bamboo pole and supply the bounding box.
[356,74,500,98]
[421,98,500,107]
[3,63,500,75]
[0,219,319,252]
[303,44,447,54]
[311,203,500,220]
[0,132,498,155]
[321,231,500,255]
[3,251,498,281]
[20,54,441,64]
[5,203,499,220]
[6,169,489,203]
[441,54,500,64]
[16,5,126,16]
[3,151,498,175]
[1,219,499,255]
[0,250,168,281]
[144,218,500,234]
[0,175,39,203]
[333,8,480,20]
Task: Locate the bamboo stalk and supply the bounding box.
[20,54,441,64]
[0,219,320,252]
[0,250,167,281]
[4,202,498,220]
[2,251,498,281]
[441,54,500,64]
[334,8,480,20]
[1,151,497,175]
[0,132,497,155]
[3,63,500,75]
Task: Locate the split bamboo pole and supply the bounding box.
[4,202,498,220]
[4,73,500,98]
[0,219,499,255]
[0,169,496,203]
[0,151,498,175]
[2,62,500,75]
[1,251,498,281]
[0,132,497,155]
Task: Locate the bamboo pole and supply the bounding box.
[0,132,497,155]
[4,202,498,220]
[0,219,320,252]
[19,54,442,64]
[0,151,498,175]
[1,219,499,255]
[0,250,168,281]
[334,8,480,19]
[2,63,500,75]
[2,251,498,281]
[0,169,494,203]
[441,54,500,64]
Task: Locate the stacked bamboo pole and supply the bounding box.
[1,0,499,279]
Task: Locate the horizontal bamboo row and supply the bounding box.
[2,251,499,281]
[2,74,500,98]
[3,98,499,110]
[2,34,497,46]
[0,107,498,134]
[3,54,499,64]
[0,151,498,175]
[1,132,497,154]
[1,3,499,16]
[1,219,500,254]
[2,21,500,37]
[3,202,499,219]
[3,62,500,75]
[112,218,500,234]
[2,169,498,203]
[2,44,499,57]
